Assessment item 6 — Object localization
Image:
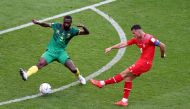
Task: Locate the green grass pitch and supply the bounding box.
[0,0,190,109]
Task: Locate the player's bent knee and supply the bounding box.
[120,69,131,78]
[125,75,136,82]
[37,64,44,69]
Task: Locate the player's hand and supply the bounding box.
[105,47,112,53]
[32,19,40,24]
[77,24,85,28]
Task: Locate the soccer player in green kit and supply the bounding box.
[19,15,89,85]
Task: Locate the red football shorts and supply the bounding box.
[128,60,152,76]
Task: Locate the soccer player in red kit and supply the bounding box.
[90,24,166,106]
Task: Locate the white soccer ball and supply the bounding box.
[39,83,52,94]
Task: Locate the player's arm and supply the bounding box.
[158,42,166,58]
[77,24,90,35]
[150,37,166,58]
[105,41,127,53]
[32,19,51,27]
[105,38,135,53]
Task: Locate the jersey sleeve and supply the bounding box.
[150,37,160,46]
[127,38,136,46]
[71,27,80,37]
[51,22,59,30]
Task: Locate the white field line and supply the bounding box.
[0,3,127,107]
[0,0,115,36]
[86,7,127,80]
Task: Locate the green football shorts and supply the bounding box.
[41,49,69,64]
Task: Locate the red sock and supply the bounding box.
[123,81,132,99]
[104,74,123,85]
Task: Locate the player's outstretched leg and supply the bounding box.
[76,72,86,85]
[90,74,124,88]
[77,68,86,85]
[90,79,104,88]
[19,68,28,81]
[19,58,47,81]
[64,59,86,85]
[19,65,39,81]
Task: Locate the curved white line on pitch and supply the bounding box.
[0,7,127,106]
[0,0,115,36]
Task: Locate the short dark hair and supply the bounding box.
[64,15,72,23]
[131,24,141,31]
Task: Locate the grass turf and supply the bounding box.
[0,0,190,109]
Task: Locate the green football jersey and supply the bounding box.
[47,22,79,51]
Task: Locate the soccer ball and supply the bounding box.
[39,83,52,94]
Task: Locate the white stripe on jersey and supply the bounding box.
[151,38,156,43]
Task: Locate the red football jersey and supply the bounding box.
[127,34,159,64]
